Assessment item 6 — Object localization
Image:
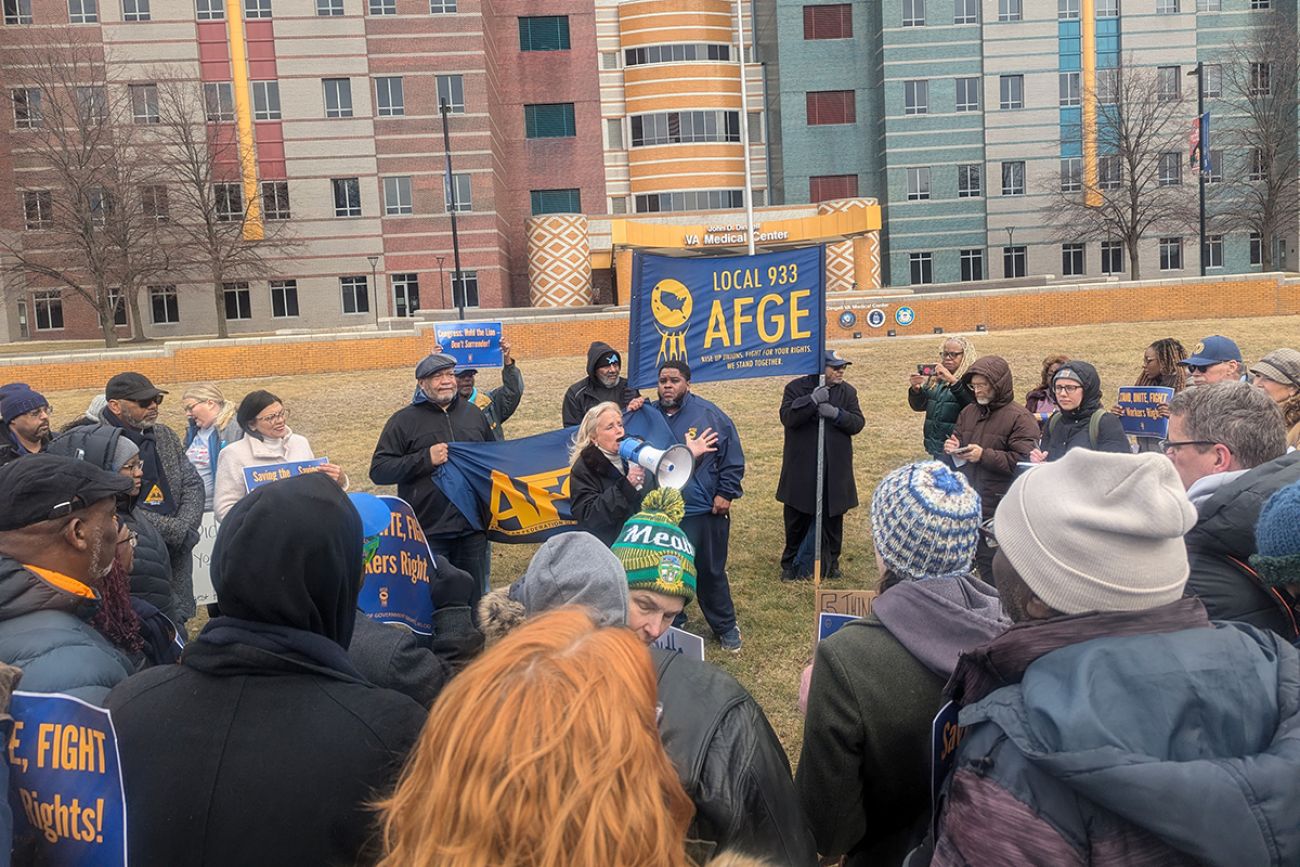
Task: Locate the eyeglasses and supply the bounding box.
[1160,439,1218,452]
[121,459,143,473]
[20,405,51,420]
[256,409,290,425]
[133,396,164,408]
[117,528,138,549]
[941,351,964,358]
[182,400,210,413]
[1185,362,1225,374]
[1053,384,1083,394]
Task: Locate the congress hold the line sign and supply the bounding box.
[627,247,826,390]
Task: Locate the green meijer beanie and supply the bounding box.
[612,488,697,603]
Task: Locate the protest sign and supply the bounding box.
[652,627,706,662]
[627,247,826,389]
[813,588,875,645]
[931,700,965,827]
[7,691,127,866]
[357,496,436,634]
[817,611,858,643]
[242,457,328,492]
[191,511,220,606]
[434,321,504,369]
[1115,386,1175,439]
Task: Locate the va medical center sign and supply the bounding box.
[627,247,826,389]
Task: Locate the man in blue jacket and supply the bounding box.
[649,361,745,651]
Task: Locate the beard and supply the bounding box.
[597,372,619,388]
[658,394,679,409]
[88,533,114,581]
[976,396,991,406]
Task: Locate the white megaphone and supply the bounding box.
[618,437,694,490]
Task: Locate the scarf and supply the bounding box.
[103,409,177,516]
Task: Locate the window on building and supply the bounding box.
[1097,67,1119,104]
[341,276,369,314]
[196,0,222,17]
[452,270,478,308]
[375,76,404,117]
[804,3,852,37]
[149,284,179,324]
[369,0,394,13]
[525,102,576,138]
[809,174,858,202]
[315,0,342,15]
[1250,148,1267,181]
[1200,63,1221,97]
[606,118,623,149]
[223,282,252,320]
[806,90,855,125]
[1060,157,1082,192]
[1059,71,1080,106]
[909,253,933,285]
[960,248,984,281]
[22,191,52,230]
[901,0,923,26]
[1062,242,1085,276]
[323,78,352,118]
[204,82,235,122]
[1251,0,1271,7]
[530,188,581,214]
[68,0,97,22]
[1206,149,1222,183]
[130,84,159,124]
[436,75,464,114]
[954,0,977,23]
[75,86,107,123]
[1204,234,1223,268]
[610,197,628,214]
[1099,154,1121,189]
[429,0,455,12]
[998,0,1021,21]
[629,111,740,146]
[955,77,979,111]
[519,15,570,49]
[748,111,763,143]
[33,291,63,330]
[633,189,744,212]
[383,175,413,215]
[332,177,361,216]
[1101,240,1124,274]
[999,74,1023,109]
[906,167,931,201]
[1250,232,1262,266]
[1250,62,1271,95]
[1158,152,1181,185]
[215,183,243,222]
[4,0,33,24]
[1156,66,1181,101]
[903,80,928,115]
[1196,0,1220,9]
[1003,245,1027,277]
[88,187,111,227]
[624,44,730,65]
[444,173,472,212]
[107,288,127,326]
[261,181,290,220]
[1156,0,1178,13]
[123,0,149,21]
[1058,0,1079,17]
[957,163,982,198]
[1097,0,1118,13]
[1159,237,1183,270]
[392,273,419,316]
[244,0,271,17]
[270,280,299,317]
[1001,161,1025,195]
[141,184,169,221]
[252,81,281,120]
[12,89,40,130]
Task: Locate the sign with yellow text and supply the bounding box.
[627,248,826,389]
[357,496,436,634]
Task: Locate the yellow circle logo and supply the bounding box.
[1193,342,1205,356]
[651,279,693,329]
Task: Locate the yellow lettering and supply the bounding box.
[488,468,569,533]
[789,289,812,338]
[703,301,730,348]
[731,296,754,345]
[756,293,785,343]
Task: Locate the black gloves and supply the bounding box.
[429,555,477,609]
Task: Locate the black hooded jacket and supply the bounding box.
[1039,360,1131,460]
[106,474,427,867]
[561,341,641,427]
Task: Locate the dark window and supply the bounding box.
[341,276,369,314]
[530,188,581,214]
[332,177,361,217]
[960,249,984,281]
[519,15,570,50]
[108,289,127,325]
[392,273,420,317]
[806,90,855,125]
[1062,243,1085,276]
[1003,245,1026,277]
[214,183,243,221]
[624,44,729,66]
[12,88,41,129]
[22,190,53,230]
[4,0,33,24]
[809,174,858,202]
[33,291,63,330]
[525,103,576,138]
[1249,232,1262,266]
[262,181,290,220]
[909,253,933,285]
[149,285,179,324]
[1101,241,1124,274]
[633,189,744,213]
[223,281,252,320]
[141,185,169,221]
[629,110,740,146]
[452,270,478,308]
[803,3,851,38]
[270,280,299,317]
[1159,237,1182,270]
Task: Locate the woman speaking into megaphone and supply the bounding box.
[569,401,718,546]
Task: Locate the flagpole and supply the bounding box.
[813,373,825,586]
[735,0,756,256]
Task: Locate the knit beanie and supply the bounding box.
[0,383,47,423]
[870,461,982,581]
[612,489,696,602]
[236,390,281,436]
[1249,480,1300,588]
[994,449,1197,614]
[507,532,629,626]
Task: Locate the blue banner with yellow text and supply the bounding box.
[627,247,826,390]
[357,496,436,634]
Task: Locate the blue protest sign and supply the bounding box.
[434,321,503,369]
[931,700,965,826]
[627,247,826,389]
[242,457,328,492]
[357,496,436,634]
[7,691,127,866]
[1116,386,1175,438]
[652,627,706,661]
[817,611,858,643]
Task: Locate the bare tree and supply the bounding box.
[0,36,173,346]
[1043,61,1196,280]
[152,74,295,339]
[1215,12,1300,271]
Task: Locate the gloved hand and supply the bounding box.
[811,385,830,404]
[816,402,839,420]
[429,555,476,609]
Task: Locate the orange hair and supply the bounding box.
[376,607,695,867]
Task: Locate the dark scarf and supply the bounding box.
[193,616,365,681]
[103,408,176,516]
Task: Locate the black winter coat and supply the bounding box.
[776,375,865,516]
[370,393,495,539]
[561,341,640,427]
[569,444,654,546]
[1039,360,1131,459]
[348,604,484,708]
[1185,450,1300,639]
[654,647,818,867]
[122,510,176,623]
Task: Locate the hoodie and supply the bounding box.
[561,341,641,427]
[1040,360,1131,459]
[950,356,1040,517]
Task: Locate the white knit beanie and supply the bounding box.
[993,449,1198,614]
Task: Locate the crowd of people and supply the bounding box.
[0,328,1296,865]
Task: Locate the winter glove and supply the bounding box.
[429,555,477,610]
[816,402,839,420]
[811,385,830,404]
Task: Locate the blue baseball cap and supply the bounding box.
[825,350,852,368]
[1180,336,1242,367]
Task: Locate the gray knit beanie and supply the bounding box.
[507,532,629,626]
[993,449,1197,614]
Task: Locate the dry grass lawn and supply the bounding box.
[40,313,1300,759]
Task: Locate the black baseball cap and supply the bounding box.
[0,453,132,531]
[105,372,168,402]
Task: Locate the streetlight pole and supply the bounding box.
[1005,226,1016,278]
[1190,63,1207,277]
[367,254,379,327]
[440,99,465,321]
[436,255,446,311]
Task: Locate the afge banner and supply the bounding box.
[627,247,826,390]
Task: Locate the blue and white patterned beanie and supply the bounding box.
[870,461,982,581]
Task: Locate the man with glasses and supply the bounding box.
[1178,335,1245,387]
[101,372,204,629]
[1167,381,1300,636]
[0,383,52,466]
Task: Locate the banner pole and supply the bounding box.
[813,372,826,587]
[734,0,756,256]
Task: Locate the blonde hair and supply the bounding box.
[376,607,695,867]
[939,336,976,381]
[569,401,622,466]
[181,383,236,430]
